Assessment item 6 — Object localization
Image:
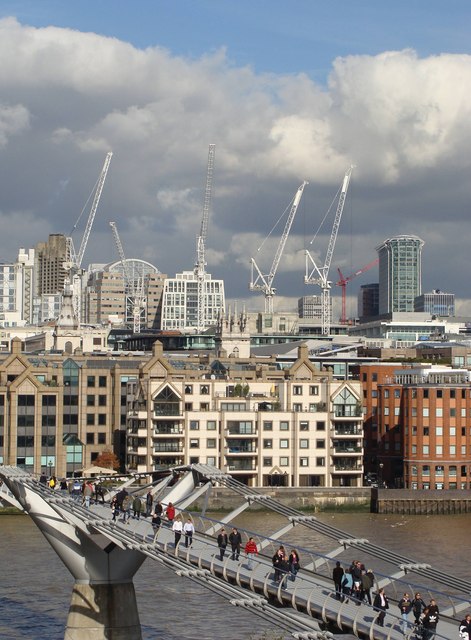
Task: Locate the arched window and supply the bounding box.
[153,387,180,416]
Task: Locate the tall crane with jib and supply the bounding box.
[194,144,216,333]
[304,166,353,336]
[250,181,308,314]
[64,151,113,323]
[109,221,146,333]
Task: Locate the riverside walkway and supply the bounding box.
[0,463,467,640]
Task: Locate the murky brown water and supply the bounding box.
[0,511,469,639]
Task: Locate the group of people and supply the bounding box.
[332,560,445,637]
[271,545,300,587]
[333,559,375,605]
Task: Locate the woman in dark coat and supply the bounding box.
[373,588,389,627]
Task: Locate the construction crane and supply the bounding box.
[336,258,379,324]
[109,221,147,333]
[194,144,216,332]
[250,181,308,313]
[304,166,353,336]
[64,151,113,323]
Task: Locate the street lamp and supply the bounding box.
[48,459,53,478]
[379,462,384,488]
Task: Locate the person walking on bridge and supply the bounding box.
[398,592,412,633]
[332,561,344,600]
[229,527,242,561]
[173,516,183,547]
[244,537,258,570]
[412,593,426,626]
[373,587,389,627]
[145,490,153,517]
[459,614,471,640]
[217,527,228,561]
[183,517,195,548]
[288,549,300,582]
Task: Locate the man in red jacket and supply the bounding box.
[244,537,258,570]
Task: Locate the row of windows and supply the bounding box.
[410,464,468,476]
[183,384,320,396]
[410,426,470,436]
[185,438,327,450]
[262,456,325,467]
[411,444,469,455]
[188,420,326,431]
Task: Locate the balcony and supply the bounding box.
[333,446,362,455]
[333,407,362,418]
[332,425,362,436]
[227,443,257,454]
[153,442,183,453]
[226,428,257,437]
[128,409,147,420]
[227,460,257,472]
[332,462,362,472]
[154,426,183,436]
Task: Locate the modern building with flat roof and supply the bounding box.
[377,235,424,315]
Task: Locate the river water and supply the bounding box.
[0,511,469,640]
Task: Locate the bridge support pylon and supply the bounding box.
[0,468,146,640]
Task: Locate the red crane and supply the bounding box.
[336,258,379,324]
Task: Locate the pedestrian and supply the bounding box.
[172,516,183,547]
[145,490,153,517]
[272,546,285,583]
[333,561,344,600]
[229,527,242,560]
[49,475,56,490]
[165,502,175,523]
[459,614,471,640]
[122,493,132,523]
[244,537,258,570]
[398,592,412,633]
[361,569,374,605]
[279,554,290,590]
[412,593,426,625]
[82,481,93,508]
[341,568,353,603]
[155,501,163,517]
[351,560,363,604]
[373,587,389,627]
[288,549,300,582]
[39,473,47,485]
[422,600,439,640]
[183,517,195,548]
[132,495,142,520]
[59,478,68,492]
[71,478,82,501]
[217,527,228,561]
[95,483,105,504]
[111,496,118,522]
[151,510,162,533]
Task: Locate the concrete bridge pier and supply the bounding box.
[66,581,141,640]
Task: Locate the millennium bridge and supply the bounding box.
[0,463,467,640]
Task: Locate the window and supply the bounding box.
[394,389,400,399]
[316,421,325,431]
[423,408,429,417]
[412,445,417,454]
[436,407,443,417]
[184,403,193,411]
[190,438,199,448]
[394,407,400,416]
[435,465,444,476]
[436,389,443,398]
[436,426,443,436]
[316,457,325,466]
[411,465,417,476]
[98,433,106,444]
[384,390,389,399]
[300,421,309,431]
[299,439,309,449]
[42,396,56,407]
[449,465,457,477]
[423,389,429,399]
[280,439,289,449]
[436,445,443,455]
[423,445,429,455]
[372,373,377,382]
[263,421,273,431]
[309,385,319,395]
[207,420,217,430]
[98,414,106,426]
[384,407,389,416]
[200,403,210,411]
[293,403,303,412]
[263,439,273,449]
[98,395,107,407]
[86,433,94,444]
[450,408,456,417]
[299,457,309,467]
[316,439,325,449]
[185,385,193,394]
[98,376,107,388]
[279,457,289,466]
[87,395,95,407]
[280,421,289,431]
[450,445,456,455]
[207,438,216,448]
[423,427,429,436]
[41,435,55,447]
[450,389,456,399]
[450,427,456,436]
[293,385,303,395]
[86,414,95,426]
[200,385,209,395]
[190,420,199,430]
[422,465,430,476]
[87,376,95,387]
[263,457,272,466]
[207,456,216,466]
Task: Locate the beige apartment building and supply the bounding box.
[127,342,364,487]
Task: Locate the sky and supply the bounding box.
[1,1,471,318]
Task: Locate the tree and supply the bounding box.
[94,449,120,471]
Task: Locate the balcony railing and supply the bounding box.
[333,407,362,418]
[154,427,183,435]
[332,427,362,436]
[227,446,257,454]
[226,428,257,436]
[153,443,183,453]
[333,463,362,471]
[228,461,257,471]
[333,446,362,454]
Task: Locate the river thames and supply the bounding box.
[0,510,469,639]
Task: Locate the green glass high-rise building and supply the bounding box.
[376,235,424,314]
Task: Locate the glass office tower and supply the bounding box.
[376,235,424,315]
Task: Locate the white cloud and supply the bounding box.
[1,18,471,314]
